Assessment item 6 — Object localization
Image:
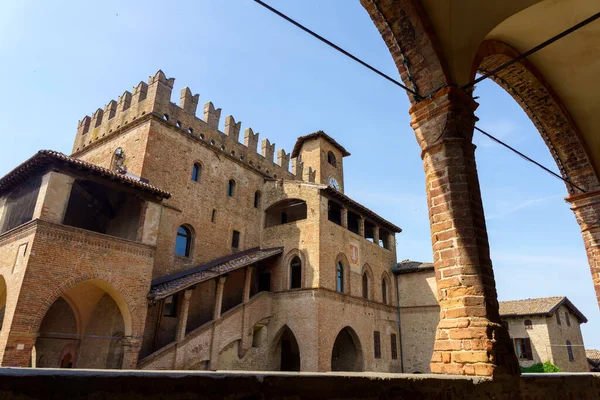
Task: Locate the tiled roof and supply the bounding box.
[321,187,402,233]
[0,150,171,199]
[291,130,350,158]
[499,296,588,323]
[148,247,284,301]
[586,349,600,362]
[393,260,435,275]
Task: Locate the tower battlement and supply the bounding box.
[72,70,299,179]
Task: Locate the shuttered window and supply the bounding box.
[514,338,533,360]
[373,331,381,359]
[391,334,398,360]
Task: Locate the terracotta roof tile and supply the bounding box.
[148,247,283,301]
[0,150,170,199]
[291,131,350,158]
[393,260,434,275]
[499,296,587,323]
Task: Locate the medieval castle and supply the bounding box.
[0,71,590,374]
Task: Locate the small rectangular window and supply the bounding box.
[390,334,398,360]
[556,312,562,325]
[514,338,532,360]
[211,209,217,223]
[163,295,178,317]
[232,230,240,249]
[565,311,571,327]
[373,331,381,359]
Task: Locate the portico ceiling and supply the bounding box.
[420,0,600,178]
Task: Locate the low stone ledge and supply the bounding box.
[0,368,597,399]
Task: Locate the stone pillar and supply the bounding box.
[243,266,254,303]
[120,337,142,369]
[410,87,518,377]
[358,218,365,237]
[32,172,75,224]
[567,190,600,310]
[139,202,163,246]
[176,290,193,342]
[373,226,379,246]
[341,208,348,229]
[213,276,227,320]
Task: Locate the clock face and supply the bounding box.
[328,176,340,190]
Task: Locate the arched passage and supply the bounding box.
[34,280,128,369]
[331,327,363,372]
[269,325,300,372]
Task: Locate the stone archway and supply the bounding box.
[269,325,300,372]
[331,327,363,372]
[34,280,128,369]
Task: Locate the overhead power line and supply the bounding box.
[252,0,595,193]
[462,11,600,90]
[252,0,421,98]
[475,127,584,192]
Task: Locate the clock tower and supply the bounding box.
[291,131,350,193]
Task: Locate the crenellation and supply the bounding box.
[91,108,104,128]
[103,100,117,122]
[180,88,199,115]
[203,102,221,129]
[261,139,275,162]
[118,91,132,112]
[277,149,290,171]
[244,128,259,152]
[147,70,175,114]
[71,70,296,180]
[132,81,148,104]
[291,157,303,180]
[77,116,91,136]
[225,116,241,142]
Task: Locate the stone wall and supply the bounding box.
[0,369,598,399]
[545,304,589,372]
[504,315,551,368]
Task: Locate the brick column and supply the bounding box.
[358,218,365,237]
[341,208,348,229]
[176,290,193,342]
[120,337,142,369]
[243,266,254,303]
[32,171,75,223]
[373,226,379,246]
[410,87,519,377]
[567,190,600,309]
[213,276,227,319]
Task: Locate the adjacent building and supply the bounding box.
[499,297,589,372]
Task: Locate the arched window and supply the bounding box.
[254,191,261,208]
[382,279,388,304]
[556,312,562,325]
[362,273,369,299]
[327,151,337,167]
[191,163,201,182]
[524,319,533,330]
[290,256,302,289]
[336,262,344,293]
[175,225,192,257]
[565,311,571,327]
[227,179,236,197]
[566,340,574,361]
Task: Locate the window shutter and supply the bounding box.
[373,331,381,359]
[524,338,533,360]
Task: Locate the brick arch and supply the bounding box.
[472,39,600,194]
[334,253,351,294]
[282,248,307,289]
[360,264,374,300]
[30,272,140,337]
[360,0,451,100]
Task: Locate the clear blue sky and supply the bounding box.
[1,1,598,350]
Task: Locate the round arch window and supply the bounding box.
[175,225,193,257]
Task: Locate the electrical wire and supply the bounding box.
[462,11,600,90]
[252,0,594,192]
[475,127,585,192]
[252,0,422,99]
